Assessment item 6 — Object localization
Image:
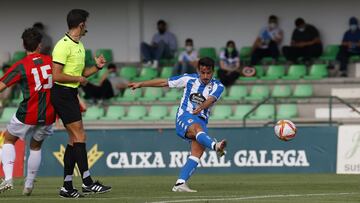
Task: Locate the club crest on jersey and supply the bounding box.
[190,93,206,105]
[187,119,193,123]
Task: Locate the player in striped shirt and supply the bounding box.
[0,28,55,195]
[128,57,227,192]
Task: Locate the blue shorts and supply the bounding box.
[175,112,208,141]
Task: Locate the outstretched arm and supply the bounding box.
[128,78,169,90]
[0,82,7,92]
[82,54,107,78]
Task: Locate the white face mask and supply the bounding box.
[185,46,193,52]
[269,23,277,29]
[350,24,358,31]
[298,27,305,32]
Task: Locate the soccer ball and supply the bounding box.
[274,120,297,141]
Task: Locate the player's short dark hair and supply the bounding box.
[33,22,44,30]
[269,15,278,22]
[295,18,305,27]
[157,20,166,26]
[67,9,89,29]
[185,38,193,44]
[198,57,215,70]
[21,28,42,52]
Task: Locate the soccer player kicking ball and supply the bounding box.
[0,28,56,196]
[51,9,111,198]
[128,57,227,192]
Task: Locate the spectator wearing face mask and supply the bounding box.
[250,15,283,65]
[218,40,241,87]
[282,18,323,64]
[173,38,198,75]
[336,17,360,77]
[141,20,177,68]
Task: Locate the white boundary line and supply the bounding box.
[0,192,357,202]
[148,192,358,203]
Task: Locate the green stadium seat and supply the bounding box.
[133,67,158,81]
[142,105,168,121]
[122,106,147,121]
[198,47,217,61]
[260,65,285,80]
[159,88,182,102]
[0,107,17,122]
[85,49,95,66]
[96,49,113,62]
[159,58,177,66]
[116,88,142,102]
[223,85,247,101]
[271,85,292,98]
[239,65,265,81]
[228,105,253,120]
[304,64,328,80]
[249,104,275,120]
[277,104,298,119]
[83,106,104,121]
[319,45,339,61]
[282,64,306,80]
[244,85,270,101]
[10,51,26,64]
[239,46,252,64]
[278,56,287,64]
[101,106,125,121]
[211,105,232,120]
[163,105,179,120]
[293,84,313,97]
[138,87,163,101]
[350,55,360,62]
[160,66,173,78]
[260,56,275,64]
[119,66,137,80]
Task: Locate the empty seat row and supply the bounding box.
[222,84,313,101]
[212,104,298,120]
[115,84,313,103]
[81,104,298,122]
[239,64,328,81]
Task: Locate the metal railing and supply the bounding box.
[242,96,360,127]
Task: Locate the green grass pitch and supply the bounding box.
[0,174,359,203]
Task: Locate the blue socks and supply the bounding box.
[177,156,199,184]
[195,131,215,150]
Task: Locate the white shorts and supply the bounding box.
[6,114,53,142]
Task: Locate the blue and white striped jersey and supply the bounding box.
[168,73,225,122]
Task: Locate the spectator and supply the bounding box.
[33,22,53,55]
[141,20,177,68]
[282,18,323,64]
[337,17,360,77]
[0,64,13,107]
[218,40,241,87]
[173,38,198,75]
[82,63,128,102]
[251,15,283,65]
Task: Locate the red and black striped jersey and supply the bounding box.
[0,53,55,125]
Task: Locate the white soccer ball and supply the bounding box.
[274,120,297,141]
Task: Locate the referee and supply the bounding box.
[51,9,111,198]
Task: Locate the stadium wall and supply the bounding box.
[36,127,338,176]
[1,0,360,62]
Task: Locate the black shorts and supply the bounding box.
[51,84,82,125]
